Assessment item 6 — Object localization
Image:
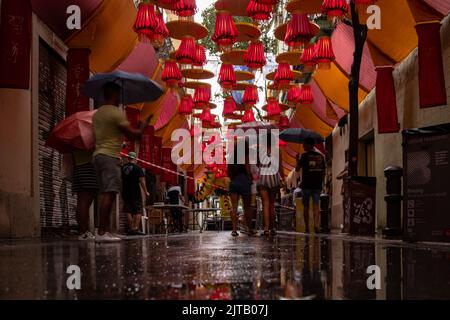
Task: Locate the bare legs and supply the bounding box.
[98,192,116,235]
[127,213,143,232]
[230,193,254,235]
[230,193,239,233]
[76,190,95,234]
[260,187,277,233]
[304,202,320,233]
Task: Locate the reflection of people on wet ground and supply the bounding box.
[296,137,325,234]
[227,139,255,237]
[166,181,185,233]
[122,151,148,235]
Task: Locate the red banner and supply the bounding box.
[122,108,141,154]
[0,0,32,89]
[161,147,177,184]
[151,136,163,175]
[66,48,91,116]
[375,66,400,134]
[138,125,154,169]
[415,22,447,108]
[187,170,195,196]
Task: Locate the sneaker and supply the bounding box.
[95,232,122,242]
[78,231,95,241]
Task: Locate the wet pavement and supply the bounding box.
[0,231,450,300]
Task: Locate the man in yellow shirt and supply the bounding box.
[92,82,152,242]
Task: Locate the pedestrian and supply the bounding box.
[258,133,284,237]
[227,139,255,237]
[72,150,99,240]
[92,82,152,242]
[166,181,185,233]
[122,151,149,235]
[295,137,325,233]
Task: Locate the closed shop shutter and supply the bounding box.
[38,41,77,234]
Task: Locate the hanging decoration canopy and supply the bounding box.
[133,3,169,47]
[284,12,315,48]
[314,36,335,69]
[175,0,197,17]
[176,37,196,64]
[244,40,266,70]
[274,62,294,88]
[243,85,259,105]
[179,94,194,116]
[194,86,211,107]
[161,59,182,88]
[322,0,349,20]
[193,44,206,67]
[299,84,314,105]
[223,96,237,116]
[246,0,273,22]
[212,10,239,52]
[218,64,237,90]
[242,108,256,123]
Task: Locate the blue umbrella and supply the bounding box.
[280,128,324,144]
[82,71,163,105]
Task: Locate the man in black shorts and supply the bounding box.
[122,152,149,235]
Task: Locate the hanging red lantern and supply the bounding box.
[176,37,196,64]
[274,62,294,87]
[267,97,281,117]
[242,108,255,123]
[218,64,236,90]
[178,94,194,116]
[223,96,237,116]
[287,86,301,104]
[244,40,266,70]
[246,0,272,22]
[252,0,279,4]
[314,36,335,69]
[212,10,239,51]
[299,85,314,105]
[279,115,290,129]
[284,12,314,48]
[175,0,197,17]
[193,44,206,67]
[133,3,169,46]
[194,86,211,107]
[200,108,214,124]
[301,44,317,72]
[243,85,259,105]
[161,59,182,88]
[322,0,349,19]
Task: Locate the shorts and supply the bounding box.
[123,197,142,215]
[302,189,321,206]
[229,174,252,196]
[92,154,122,194]
[72,163,99,193]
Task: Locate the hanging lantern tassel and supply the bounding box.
[194,86,211,108]
[212,10,239,52]
[322,0,349,20]
[218,64,237,90]
[274,62,294,89]
[242,108,256,123]
[287,86,301,106]
[299,85,314,105]
[179,94,194,116]
[161,59,182,89]
[193,44,206,68]
[244,40,266,71]
[284,12,314,49]
[267,97,281,117]
[246,0,273,23]
[300,44,317,73]
[223,96,237,116]
[133,3,169,47]
[176,36,197,65]
[200,108,214,125]
[314,37,335,70]
[243,85,259,106]
[175,0,198,18]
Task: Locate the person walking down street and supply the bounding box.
[296,137,325,234]
[166,182,185,233]
[92,82,152,242]
[72,150,99,241]
[122,152,149,235]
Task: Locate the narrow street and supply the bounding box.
[1,232,449,300]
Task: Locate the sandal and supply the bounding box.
[231,231,239,237]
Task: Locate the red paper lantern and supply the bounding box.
[176,37,196,64]
[218,64,236,89]
[194,86,211,107]
[267,97,281,117]
[242,108,256,123]
[287,86,301,104]
[299,85,314,105]
[133,3,169,46]
[252,0,279,4]
[178,94,194,116]
[223,96,237,116]
[200,108,214,124]
[244,40,266,70]
[175,0,197,17]
[212,10,239,51]
[193,44,206,67]
[314,36,335,69]
[279,115,290,129]
[322,0,349,19]
[246,0,272,22]
[161,59,182,88]
[284,12,314,48]
[301,44,317,72]
[243,85,259,105]
[274,62,293,87]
